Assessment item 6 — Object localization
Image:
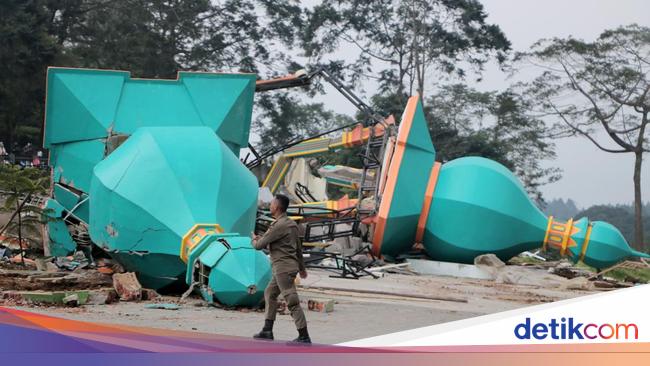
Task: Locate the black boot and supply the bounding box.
[253,319,274,340]
[288,327,311,345]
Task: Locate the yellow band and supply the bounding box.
[560,218,574,256]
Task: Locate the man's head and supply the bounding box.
[270,194,290,218]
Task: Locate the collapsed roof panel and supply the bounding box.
[44,68,256,154]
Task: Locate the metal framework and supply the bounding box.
[303,245,379,279]
[251,68,396,256]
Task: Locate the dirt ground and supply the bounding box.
[5,268,600,344]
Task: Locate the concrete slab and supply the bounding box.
[407,259,494,280]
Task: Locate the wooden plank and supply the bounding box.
[299,285,467,303]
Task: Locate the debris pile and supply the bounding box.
[0,251,163,307]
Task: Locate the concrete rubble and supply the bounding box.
[112,273,143,301]
[1,249,648,343]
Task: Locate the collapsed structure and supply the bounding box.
[43,68,269,306]
[42,68,649,307]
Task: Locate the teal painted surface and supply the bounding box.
[424,157,548,263]
[379,99,436,256]
[208,245,270,306]
[45,68,127,146]
[581,221,650,269]
[44,68,268,305]
[52,184,81,212]
[109,250,187,290]
[381,97,649,268]
[184,233,236,284]
[89,127,259,253]
[44,199,77,257]
[185,233,270,305]
[50,139,106,193]
[74,194,90,223]
[183,73,256,153]
[422,157,649,267]
[44,68,256,153]
[88,126,270,302]
[198,238,229,268]
[197,235,270,306]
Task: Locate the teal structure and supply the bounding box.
[423,157,650,269]
[371,97,436,257]
[43,68,648,305]
[43,68,270,306]
[374,95,650,269]
[424,157,550,263]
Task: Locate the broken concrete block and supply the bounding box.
[307,298,334,313]
[560,276,593,290]
[112,272,142,301]
[474,254,506,268]
[141,288,160,301]
[34,258,48,271]
[63,293,79,306]
[593,280,616,289]
[87,288,118,305]
[408,259,494,280]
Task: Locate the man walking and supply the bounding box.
[252,194,310,344]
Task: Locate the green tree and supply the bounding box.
[254,91,355,149]
[543,198,580,220]
[62,0,304,77]
[519,24,650,250]
[302,0,510,97]
[0,165,50,264]
[370,85,559,202]
[1,0,306,152]
[0,0,58,153]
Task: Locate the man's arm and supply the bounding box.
[296,235,306,272]
[295,225,307,277]
[252,220,285,250]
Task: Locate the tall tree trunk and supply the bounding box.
[633,150,645,251]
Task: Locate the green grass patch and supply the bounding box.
[575,261,650,283]
[605,267,650,284]
[508,255,545,265]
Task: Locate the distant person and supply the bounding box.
[251,194,310,344]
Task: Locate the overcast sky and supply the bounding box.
[310,0,650,209]
[478,0,650,209]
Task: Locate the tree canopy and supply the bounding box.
[0,0,305,151]
[519,24,650,249]
[302,0,510,96]
[2,0,563,204]
[369,85,559,202]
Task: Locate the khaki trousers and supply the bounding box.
[264,271,307,329]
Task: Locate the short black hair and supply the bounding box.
[274,194,290,212]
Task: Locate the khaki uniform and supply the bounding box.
[253,213,307,329]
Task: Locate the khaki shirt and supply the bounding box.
[253,213,305,274]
